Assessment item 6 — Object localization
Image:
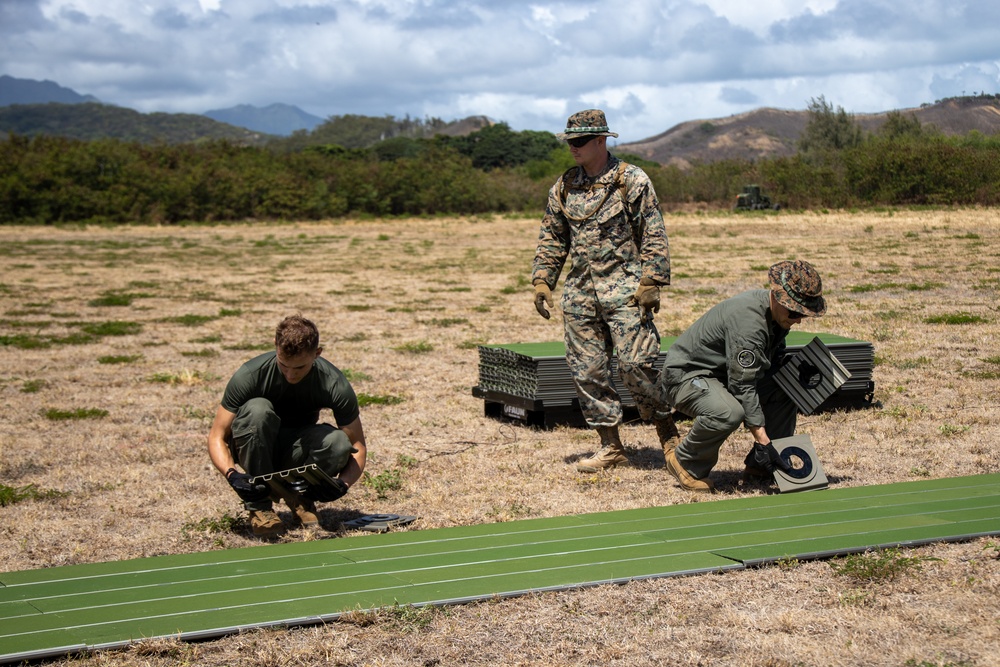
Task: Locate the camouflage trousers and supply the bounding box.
[563,307,669,427]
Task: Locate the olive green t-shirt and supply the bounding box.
[221,352,360,428]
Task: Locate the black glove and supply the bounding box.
[744,442,792,474]
[226,468,271,502]
[304,477,349,502]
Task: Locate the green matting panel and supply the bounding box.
[2,474,997,664]
[479,331,865,358]
[474,331,875,425]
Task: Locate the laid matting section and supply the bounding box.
[1,474,998,664]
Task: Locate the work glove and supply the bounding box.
[286,474,350,503]
[744,442,792,474]
[303,477,350,502]
[533,282,553,320]
[226,468,271,503]
[631,278,660,322]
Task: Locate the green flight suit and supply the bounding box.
[657,289,798,478]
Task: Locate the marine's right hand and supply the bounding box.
[226,468,271,502]
[745,442,792,474]
[533,283,553,320]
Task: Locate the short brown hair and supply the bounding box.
[274,315,320,356]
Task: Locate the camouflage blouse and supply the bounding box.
[532,154,670,317]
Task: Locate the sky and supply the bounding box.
[2,0,999,143]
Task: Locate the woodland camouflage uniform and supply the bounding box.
[532,145,673,430]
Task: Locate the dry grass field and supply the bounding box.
[1,209,998,667]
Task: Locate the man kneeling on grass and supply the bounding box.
[207,315,367,537]
[657,260,826,493]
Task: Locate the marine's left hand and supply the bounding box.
[533,283,553,320]
[633,279,660,321]
[635,284,659,312]
[304,477,349,502]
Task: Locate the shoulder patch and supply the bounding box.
[737,349,757,368]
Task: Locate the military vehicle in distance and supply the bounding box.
[734,184,780,211]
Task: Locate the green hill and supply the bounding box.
[0,102,271,145]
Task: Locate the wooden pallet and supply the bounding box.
[2,474,998,664]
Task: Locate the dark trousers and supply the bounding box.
[229,397,355,510]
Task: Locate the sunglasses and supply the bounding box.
[567,135,597,148]
[787,308,806,321]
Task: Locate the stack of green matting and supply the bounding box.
[473,332,875,427]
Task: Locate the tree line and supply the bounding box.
[2,98,999,224]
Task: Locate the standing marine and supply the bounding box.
[531,109,679,472]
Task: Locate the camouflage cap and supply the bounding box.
[768,260,826,317]
[556,109,619,140]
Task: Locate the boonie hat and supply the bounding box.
[557,109,619,140]
[768,260,826,317]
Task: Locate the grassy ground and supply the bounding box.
[1,209,998,666]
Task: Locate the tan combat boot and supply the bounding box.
[665,449,715,493]
[250,509,285,537]
[654,413,681,458]
[289,496,320,529]
[265,479,320,530]
[576,425,630,472]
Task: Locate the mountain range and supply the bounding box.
[3,74,1000,164]
[203,103,324,136]
[0,75,321,136]
[0,74,100,106]
[617,97,1000,167]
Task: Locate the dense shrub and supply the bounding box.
[843,135,1000,206]
[1,126,998,224]
[760,155,854,210]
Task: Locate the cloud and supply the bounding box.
[1,0,999,142]
[930,63,1000,101]
[720,87,760,105]
[0,0,51,32]
[152,7,194,30]
[251,4,339,26]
